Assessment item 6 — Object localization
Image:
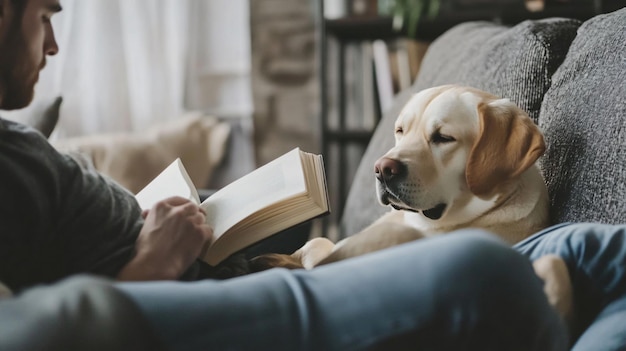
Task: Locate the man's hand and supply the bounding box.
[117,197,213,281]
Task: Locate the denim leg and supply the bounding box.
[515,223,626,339]
[571,296,626,351]
[117,230,567,351]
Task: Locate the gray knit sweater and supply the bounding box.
[0,118,142,291]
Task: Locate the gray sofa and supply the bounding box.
[339,7,626,349]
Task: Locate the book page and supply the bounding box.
[135,159,200,210]
[200,148,307,242]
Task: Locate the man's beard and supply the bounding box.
[0,28,43,110]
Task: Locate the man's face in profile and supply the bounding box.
[0,0,60,110]
[0,25,41,110]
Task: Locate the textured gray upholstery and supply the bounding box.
[413,19,581,124]
[340,18,581,237]
[538,8,626,225]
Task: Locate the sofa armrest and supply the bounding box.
[0,276,164,351]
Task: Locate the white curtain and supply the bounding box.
[5,0,253,138]
[185,0,253,117]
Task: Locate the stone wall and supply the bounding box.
[250,0,320,166]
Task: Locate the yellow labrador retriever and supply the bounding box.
[258,85,550,265]
[253,85,573,326]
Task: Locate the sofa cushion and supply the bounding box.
[412,18,581,124]
[341,18,581,237]
[539,8,626,225]
[53,113,231,193]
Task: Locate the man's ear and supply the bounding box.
[465,100,546,196]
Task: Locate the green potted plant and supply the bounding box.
[379,0,441,37]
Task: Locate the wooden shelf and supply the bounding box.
[325,16,398,41]
[325,4,600,42]
[324,130,375,144]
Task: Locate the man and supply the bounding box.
[0,1,624,350]
[0,0,213,291]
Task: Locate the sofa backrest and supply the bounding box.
[538,7,626,225]
[340,18,581,237]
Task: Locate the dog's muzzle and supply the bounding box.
[374,157,407,204]
[374,157,407,184]
[374,157,447,220]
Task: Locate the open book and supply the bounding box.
[135,148,330,266]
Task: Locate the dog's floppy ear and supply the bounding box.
[466,100,545,196]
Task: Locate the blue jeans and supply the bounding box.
[116,230,567,351]
[14,224,626,350]
[514,223,626,350]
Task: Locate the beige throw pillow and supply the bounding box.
[54,113,231,193]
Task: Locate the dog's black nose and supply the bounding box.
[374,157,406,182]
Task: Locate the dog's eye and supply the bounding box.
[431,131,456,144]
[395,127,404,135]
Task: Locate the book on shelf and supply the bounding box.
[343,41,378,131]
[360,41,378,130]
[386,39,430,97]
[372,39,395,114]
[135,148,331,266]
[394,42,412,92]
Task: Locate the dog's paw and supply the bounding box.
[533,254,574,328]
[249,253,304,272]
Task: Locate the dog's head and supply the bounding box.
[375,85,545,222]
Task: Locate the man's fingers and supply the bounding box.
[151,197,193,215]
[177,201,202,218]
[152,197,200,217]
[160,196,197,206]
[201,225,214,242]
[189,211,207,226]
[150,196,212,240]
[176,201,207,221]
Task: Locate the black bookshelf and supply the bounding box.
[325,4,603,42]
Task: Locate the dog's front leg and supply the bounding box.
[249,237,335,272]
[292,237,336,268]
[532,255,575,332]
[319,214,425,266]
